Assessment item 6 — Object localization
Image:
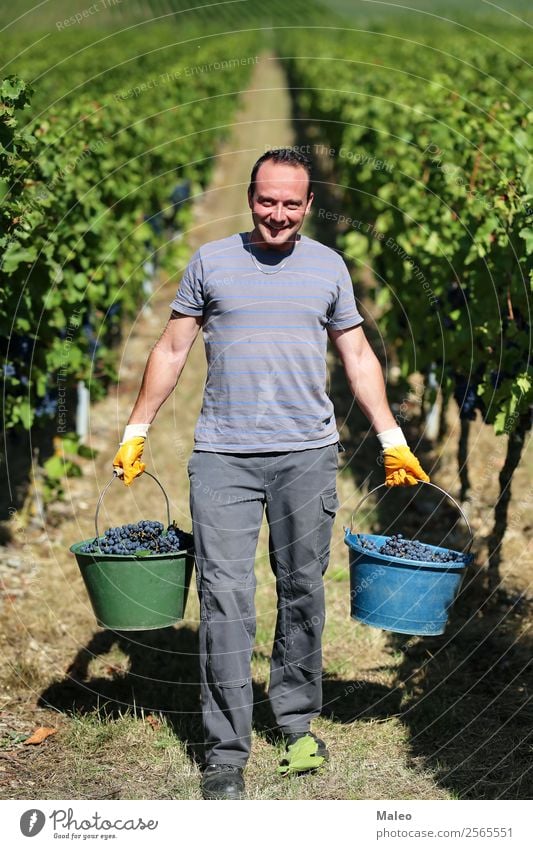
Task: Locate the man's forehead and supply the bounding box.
[253,162,310,194]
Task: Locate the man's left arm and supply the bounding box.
[328,324,430,487]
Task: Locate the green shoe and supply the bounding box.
[277,732,329,776]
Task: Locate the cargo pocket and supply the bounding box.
[206,632,252,689]
[287,657,322,676]
[207,652,251,688]
[315,488,340,566]
[285,572,325,673]
[203,580,254,689]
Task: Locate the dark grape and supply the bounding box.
[80,519,193,556]
[447,281,469,310]
[35,389,58,418]
[357,533,465,563]
[452,372,484,421]
[82,318,98,358]
[443,315,456,330]
[358,536,378,552]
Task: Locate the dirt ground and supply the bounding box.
[1,55,532,801]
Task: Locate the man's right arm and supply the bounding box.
[112,311,202,484]
[127,310,203,425]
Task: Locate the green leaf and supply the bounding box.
[493,410,507,436]
[44,454,83,480]
[1,76,30,105]
[1,244,37,273]
[36,372,48,396]
[12,400,33,429]
[43,455,65,480]
[516,373,532,396]
[78,444,97,459]
[424,232,440,255]
[58,434,81,455]
[518,227,533,253]
[64,459,83,478]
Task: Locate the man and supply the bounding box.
[113,148,429,800]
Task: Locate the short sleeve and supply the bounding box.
[327,259,364,329]
[169,249,205,315]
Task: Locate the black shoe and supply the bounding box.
[201,764,245,800]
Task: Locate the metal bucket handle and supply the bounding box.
[346,480,474,554]
[94,470,171,544]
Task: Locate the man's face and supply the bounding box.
[247,160,314,251]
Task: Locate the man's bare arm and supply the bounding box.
[328,324,397,434]
[128,311,203,425]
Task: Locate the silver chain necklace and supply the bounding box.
[246,233,299,275]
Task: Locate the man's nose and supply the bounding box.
[270,203,285,222]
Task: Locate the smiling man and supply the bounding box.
[247,152,313,249]
[113,148,429,799]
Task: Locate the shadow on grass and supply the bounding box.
[386,572,533,799]
[321,676,401,724]
[38,625,207,765]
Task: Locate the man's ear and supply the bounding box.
[247,189,254,210]
[305,191,314,214]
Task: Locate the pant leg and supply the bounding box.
[265,443,339,733]
[188,451,265,766]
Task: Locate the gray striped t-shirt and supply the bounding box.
[170,232,363,452]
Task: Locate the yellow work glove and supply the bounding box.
[112,423,150,486]
[383,446,430,487]
[112,438,146,486]
[377,427,430,487]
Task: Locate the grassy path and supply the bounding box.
[1,55,531,800]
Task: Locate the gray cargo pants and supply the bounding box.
[187,442,340,766]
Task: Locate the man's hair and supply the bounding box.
[248,148,313,198]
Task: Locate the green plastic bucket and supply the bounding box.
[70,471,194,630]
[70,542,194,631]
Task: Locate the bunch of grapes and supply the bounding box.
[452,372,485,421]
[34,389,58,419]
[357,533,464,563]
[359,537,379,552]
[81,520,193,556]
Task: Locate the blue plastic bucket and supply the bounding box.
[345,482,474,636]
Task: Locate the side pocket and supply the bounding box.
[315,489,340,565]
[187,451,197,478]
